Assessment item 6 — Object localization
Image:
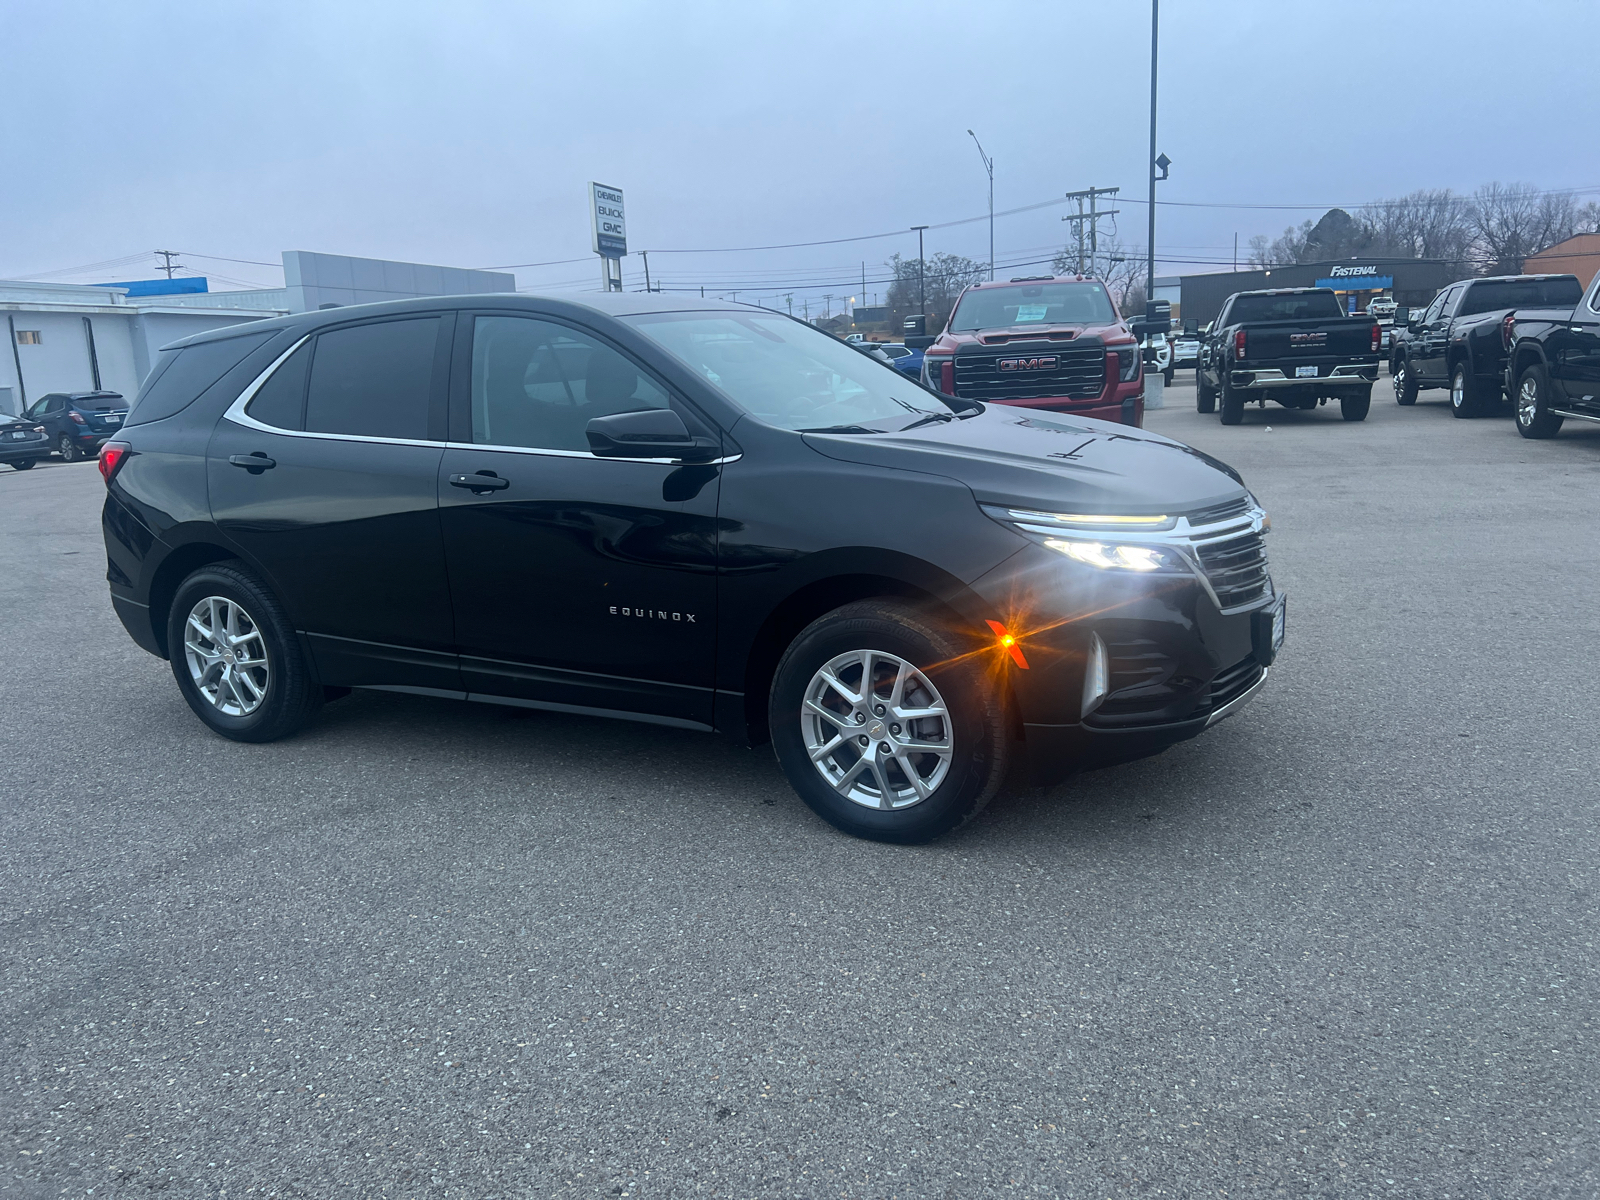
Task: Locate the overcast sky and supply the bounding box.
[4,0,1596,305]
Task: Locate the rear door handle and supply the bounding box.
[449,472,510,492]
[228,453,275,472]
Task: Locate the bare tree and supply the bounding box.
[1470,182,1586,273]
[1051,232,1144,312]
[1362,189,1473,264]
[1247,220,1313,267]
[885,252,987,329]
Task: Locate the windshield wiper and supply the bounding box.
[798,424,878,434]
[899,412,955,430]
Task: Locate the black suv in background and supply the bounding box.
[1390,274,1583,416]
[23,390,129,461]
[100,294,1284,843]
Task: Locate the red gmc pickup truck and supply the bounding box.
[920,275,1145,426]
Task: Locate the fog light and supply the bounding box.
[1082,632,1108,717]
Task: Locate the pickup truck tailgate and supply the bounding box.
[1243,318,1373,362]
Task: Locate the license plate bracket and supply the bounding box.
[1295,365,1318,378]
[1253,592,1287,667]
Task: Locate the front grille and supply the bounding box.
[1187,496,1251,526]
[953,344,1106,401]
[1200,654,1263,715]
[1195,530,1269,609]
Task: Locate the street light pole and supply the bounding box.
[967,130,994,280]
[1145,0,1159,308]
[911,225,929,315]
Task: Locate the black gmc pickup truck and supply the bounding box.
[1503,269,1600,438]
[1390,274,1584,417]
[1197,288,1381,425]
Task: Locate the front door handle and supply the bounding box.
[449,472,510,492]
[228,452,275,473]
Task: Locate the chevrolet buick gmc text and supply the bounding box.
[99,294,1284,843]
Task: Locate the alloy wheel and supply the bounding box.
[1517,376,1539,427]
[801,649,953,810]
[1392,365,1407,401]
[183,595,271,716]
[1451,372,1464,409]
[58,434,76,463]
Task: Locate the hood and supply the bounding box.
[932,322,1131,352]
[802,406,1247,515]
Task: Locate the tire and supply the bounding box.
[1514,362,1563,440]
[58,434,81,463]
[166,561,323,743]
[10,459,36,471]
[1196,374,1216,414]
[1393,357,1418,405]
[769,599,1010,843]
[1163,366,1175,386]
[1449,362,1489,418]
[1219,377,1245,425]
[1340,387,1372,422]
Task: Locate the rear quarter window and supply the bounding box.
[125,331,275,426]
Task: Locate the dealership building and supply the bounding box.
[1176,258,1460,325]
[0,251,512,417]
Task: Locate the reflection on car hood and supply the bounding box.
[801,405,1246,514]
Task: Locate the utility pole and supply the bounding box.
[911,225,929,315]
[1062,187,1120,276]
[1145,0,1163,307]
[1233,233,1238,272]
[967,130,994,280]
[155,249,181,279]
[785,294,793,315]
[824,294,833,319]
[861,262,867,305]
[641,251,652,293]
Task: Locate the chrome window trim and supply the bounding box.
[223,333,740,465]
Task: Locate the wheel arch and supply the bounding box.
[736,564,1012,747]
[146,541,242,658]
[1510,342,1549,382]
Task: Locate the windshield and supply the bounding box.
[1459,277,1583,315]
[948,281,1116,330]
[623,311,954,432]
[1227,291,1345,323]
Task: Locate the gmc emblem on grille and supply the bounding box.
[997,356,1058,371]
[1288,332,1327,346]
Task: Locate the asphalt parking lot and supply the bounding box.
[3,385,1598,1199]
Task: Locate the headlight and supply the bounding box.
[1114,345,1141,381]
[1043,538,1185,572]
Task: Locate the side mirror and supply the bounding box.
[1394,307,1410,326]
[585,408,718,462]
[1182,318,1199,336]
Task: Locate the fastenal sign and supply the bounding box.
[1328,264,1378,277]
[590,182,627,258]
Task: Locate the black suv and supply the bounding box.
[101,295,1285,843]
[23,390,129,462]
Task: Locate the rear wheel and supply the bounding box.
[1219,377,1245,425]
[57,434,81,463]
[1514,362,1563,439]
[769,599,1010,843]
[1163,366,1175,386]
[1196,373,1216,414]
[1393,358,1418,405]
[1449,362,1491,418]
[166,561,323,743]
[1340,387,1372,422]
[10,459,35,471]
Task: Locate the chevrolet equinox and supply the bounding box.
[100,294,1284,843]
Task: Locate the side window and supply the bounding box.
[1422,293,1446,324]
[469,315,671,452]
[305,317,441,441]
[245,343,311,430]
[1439,286,1463,319]
[45,396,66,414]
[1589,276,1600,315]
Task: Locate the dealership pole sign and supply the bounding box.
[590,183,626,258]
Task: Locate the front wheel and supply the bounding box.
[57,434,81,463]
[1514,363,1563,439]
[10,459,36,471]
[1393,359,1418,405]
[1196,373,1217,414]
[166,561,323,743]
[769,600,1011,843]
[1163,366,1175,386]
[1340,387,1372,422]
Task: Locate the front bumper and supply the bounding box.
[985,379,1146,426]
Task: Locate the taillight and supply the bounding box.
[1234,330,1247,361]
[1501,311,1516,351]
[69,411,87,425]
[1370,323,1381,353]
[99,441,130,484]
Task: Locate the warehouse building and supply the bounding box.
[1177,258,1460,325]
[0,251,512,416]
